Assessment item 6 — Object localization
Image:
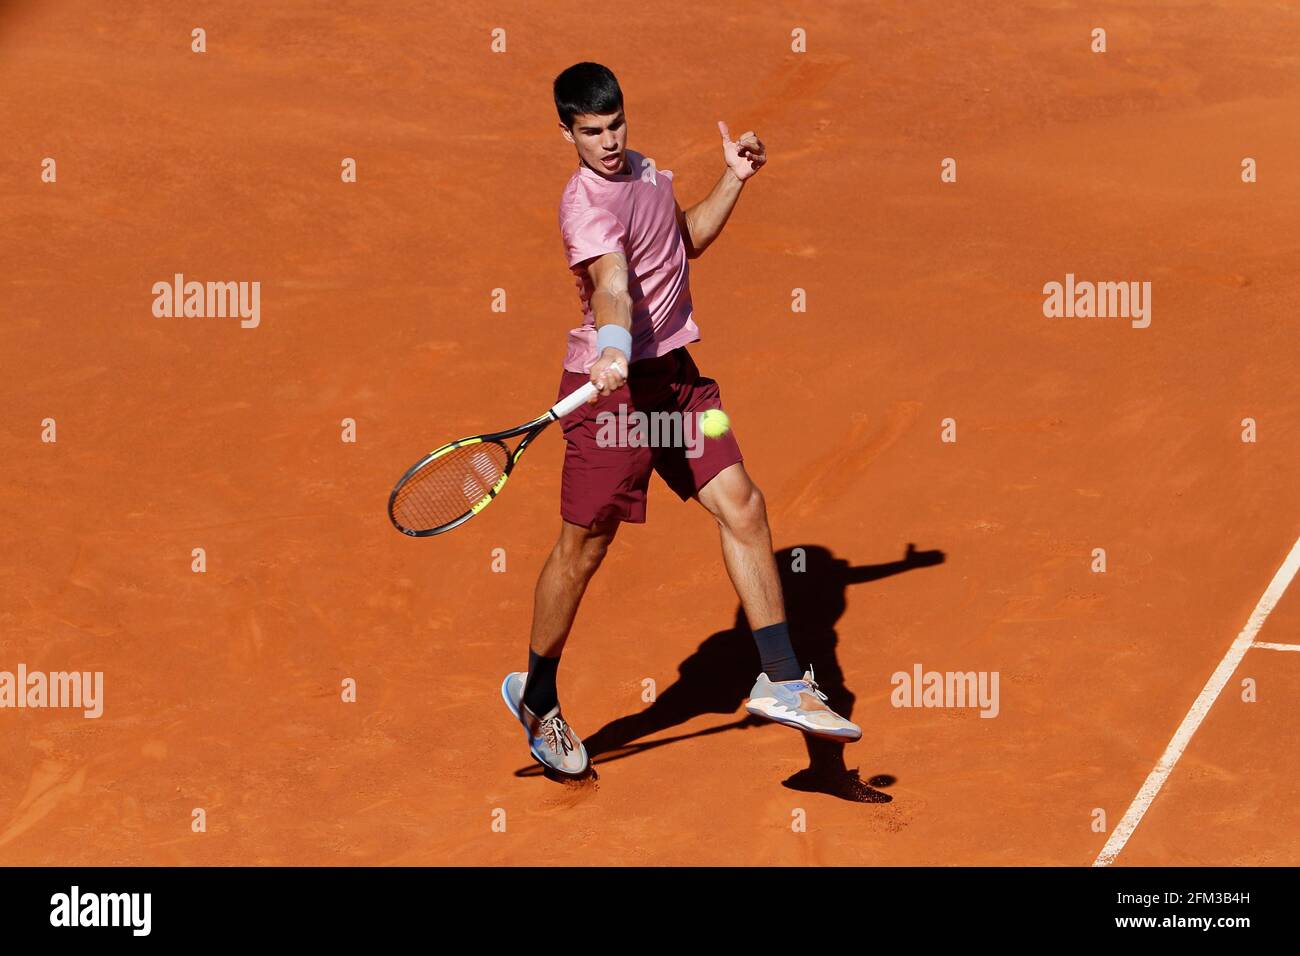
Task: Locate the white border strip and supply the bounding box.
[1253,642,1300,652]
[1093,534,1300,866]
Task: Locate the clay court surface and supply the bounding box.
[2,1,1298,865]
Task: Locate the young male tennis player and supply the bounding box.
[501,62,860,775]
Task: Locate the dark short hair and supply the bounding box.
[553,62,623,127]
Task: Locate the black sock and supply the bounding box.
[523,649,560,715]
[752,621,802,682]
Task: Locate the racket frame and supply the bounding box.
[388,381,597,537]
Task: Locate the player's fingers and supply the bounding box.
[717,120,732,143]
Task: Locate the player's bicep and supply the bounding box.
[674,200,699,259]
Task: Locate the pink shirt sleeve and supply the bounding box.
[560,206,626,268]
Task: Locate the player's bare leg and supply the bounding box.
[695,462,784,629]
[697,462,862,742]
[502,517,619,777]
[523,517,618,716]
[529,517,620,659]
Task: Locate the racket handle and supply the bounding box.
[549,381,598,420]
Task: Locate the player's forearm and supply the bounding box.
[591,288,633,339]
[588,287,633,390]
[584,252,635,370]
[684,168,745,256]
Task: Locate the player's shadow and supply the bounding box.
[575,542,946,802]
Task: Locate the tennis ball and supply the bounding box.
[699,408,730,439]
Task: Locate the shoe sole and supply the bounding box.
[745,699,863,742]
[500,674,591,776]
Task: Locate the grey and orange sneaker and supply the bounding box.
[500,672,590,776]
[745,666,862,742]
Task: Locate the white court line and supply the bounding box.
[1093,533,1300,867]
[1254,642,1300,652]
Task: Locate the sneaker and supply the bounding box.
[745,666,862,742]
[500,672,589,775]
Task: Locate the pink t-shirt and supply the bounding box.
[557,149,700,373]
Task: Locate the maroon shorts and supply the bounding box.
[555,347,743,527]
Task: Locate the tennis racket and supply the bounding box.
[388,380,598,536]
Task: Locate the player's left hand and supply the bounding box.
[718,121,766,181]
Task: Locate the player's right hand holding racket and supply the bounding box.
[587,345,628,397]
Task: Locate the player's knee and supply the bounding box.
[557,522,616,577]
[741,484,770,534]
[576,533,613,575]
[719,481,768,537]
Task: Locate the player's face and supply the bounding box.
[562,110,628,176]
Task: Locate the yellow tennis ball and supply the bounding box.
[700,408,730,438]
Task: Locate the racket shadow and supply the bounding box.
[577,542,946,802]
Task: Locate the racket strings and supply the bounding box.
[392,442,510,532]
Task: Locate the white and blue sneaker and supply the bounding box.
[501,672,590,776]
[745,666,862,742]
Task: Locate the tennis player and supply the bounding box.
[501,62,860,775]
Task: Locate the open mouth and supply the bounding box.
[600,153,622,170]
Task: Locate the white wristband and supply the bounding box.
[596,324,633,362]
